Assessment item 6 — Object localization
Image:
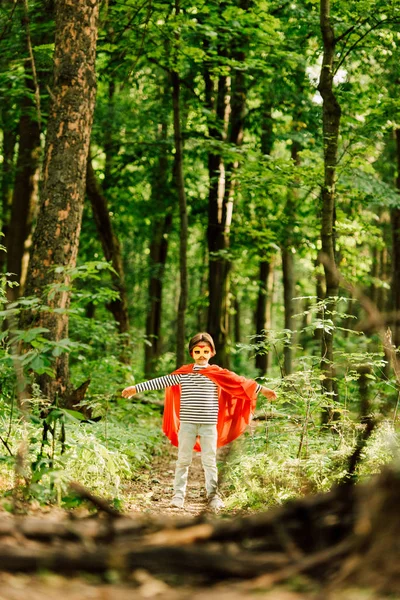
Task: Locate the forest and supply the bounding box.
[0,0,400,597]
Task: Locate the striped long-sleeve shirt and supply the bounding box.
[135,365,262,424]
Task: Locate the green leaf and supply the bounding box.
[61,409,87,422]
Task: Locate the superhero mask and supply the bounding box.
[192,345,212,357]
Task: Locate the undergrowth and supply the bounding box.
[0,402,163,508]
[222,418,399,511]
[1,278,399,513]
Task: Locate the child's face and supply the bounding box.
[191,342,214,365]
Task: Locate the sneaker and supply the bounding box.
[208,495,225,511]
[170,496,184,509]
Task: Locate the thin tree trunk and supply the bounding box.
[23,0,100,403]
[232,296,241,346]
[314,254,325,346]
[369,246,379,306]
[144,213,172,378]
[281,142,300,376]
[144,82,172,377]
[391,128,400,348]
[317,0,341,417]
[86,158,129,334]
[196,242,208,332]
[255,259,272,375]
[206,2,249,366]
[254,101,274,374]
[6,71,41,301]
[171,1,188,368]
[0,99,17,273]
[205,68,229,364]
[378,246,389,315]
[282,248,294,375]
[103,79,116,192]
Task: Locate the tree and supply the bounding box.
[23,0,100,403]
[317,0,341,413]
[6,68,41,301]
[144,83,173,377]
[86,157,130,336]
[205,0,250,367]
[171,0,189,368]
[392,128,400,348]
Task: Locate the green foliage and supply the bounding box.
[223,374,399,510]
[0,403,163,505]
[224,417,398,510]
[2,0,400,514]
[222,299,399,510]
[0,260,164,505]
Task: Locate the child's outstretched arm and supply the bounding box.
[259,386,277,400]
[122,373,182,399]
[122,386,137,398]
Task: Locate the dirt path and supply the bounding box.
[123,436,230,516]
[0,439,385,599]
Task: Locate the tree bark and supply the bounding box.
[144,213,172,377]
[0,98,17,273]
[254,102,274,374]
[171,1,188,368]
[282,248,294,374]
[391,128,400,348]
[205,69,230,365]
[23,0,100,403]
[317,0,341,415]
[6,71,41,301]
[232,295,241,346]
[206,1,249,367]
[103,79,116,192]
[281,142,300,376]
[144,82,173,377]
[86,158,129,334]
[255,259,274,375]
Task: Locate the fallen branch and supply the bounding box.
[0,468,398,593]
[249,538,354,589]
[69,481,122,518]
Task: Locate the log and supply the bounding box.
[0,468,399,594]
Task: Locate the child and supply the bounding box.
[122,332,277,511]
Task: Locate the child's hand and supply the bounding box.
[260,387,277,401]
[122,386,137,398]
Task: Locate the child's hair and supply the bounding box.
[188,332,216,354]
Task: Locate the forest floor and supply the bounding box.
[0,437,395,600]
[123,436,231,517]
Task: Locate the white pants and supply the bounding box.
[173,423,218,499]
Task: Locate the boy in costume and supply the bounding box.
[122,332,277,510]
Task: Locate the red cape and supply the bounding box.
[162,364,259,451]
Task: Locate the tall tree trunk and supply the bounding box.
[0,99,17,273]
[254,101,274,374]
[281,142,300,376]
[314,254,325,346]
[86,158,129,334]
[103,79,116,192]
[144,82,172,377]
[255,258,274,375]
[144,213,172,377]
[205,69,229,364]
[206,1,249,366]
[317,0,341,417]
[23,0,99,403]
[391,128,400,348]
[196,242,208,332]
[282,248,294,375]
[6,72,41,301]
[369,245,379,306]
[232,295,241,346]
[171,1,188,368]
